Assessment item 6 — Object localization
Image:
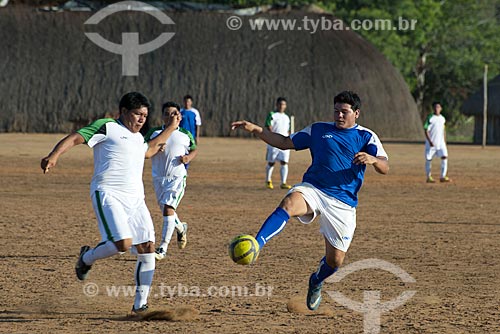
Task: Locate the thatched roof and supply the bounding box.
[0,5,423,139]
[461,75,500,116]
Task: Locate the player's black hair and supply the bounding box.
[334,91,361,111]
[119,92,151,111]
[276,97,287,104]
[183,94,193,101]
[162,101,181,113]
[432,101,441,107]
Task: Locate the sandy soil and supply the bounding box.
[0,134,499,333]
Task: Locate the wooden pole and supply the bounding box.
[482,64,488,148]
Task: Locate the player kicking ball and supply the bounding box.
[144,102,197,260]
[41,92,180,315]
[231,91,389,310]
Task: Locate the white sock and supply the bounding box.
[160,215,176,250]
[441,159,448,178]
[173,212,184,232]
[280,164,288,184]
[266,165,274,182]
[82,240,119,266]
[133,253,155,310]
[425,160,432,178]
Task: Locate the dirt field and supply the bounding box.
[0,134,499,334]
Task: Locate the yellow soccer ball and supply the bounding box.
[228,234,260,265]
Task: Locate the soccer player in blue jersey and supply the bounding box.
[231,91,389,311]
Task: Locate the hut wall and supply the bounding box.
[0,5,424,139]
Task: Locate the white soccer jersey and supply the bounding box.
[77,119,148,198]
[265,111,290,136]
[424,114,446,149]
[146,126,197,180]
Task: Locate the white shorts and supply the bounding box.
[153,176,187,210]
[266,145,290,163]
[289,182,356,252]
[91,191,155,245]
[425,144,448,160]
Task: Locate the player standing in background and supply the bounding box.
[144,102,197,261]
[424,101,451,183]
[231,91,389,311]
[265,97,292,190]
[180,95,202,143]
[40,92,180,315]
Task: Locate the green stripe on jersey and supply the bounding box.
[77,118,116,143]
[94,191,114,242]
[265,111,275,127]
[144,126,163,142]
[178,127,197,150]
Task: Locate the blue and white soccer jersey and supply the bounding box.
[145,126,196,210]
[424,114,448,160]
[290,122,388,251]
[77,118,155,245]
[265,111,291,163]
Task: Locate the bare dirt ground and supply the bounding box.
[0,134,499,334]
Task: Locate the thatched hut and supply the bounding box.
[0,4,423,139]
[461,75,500,144]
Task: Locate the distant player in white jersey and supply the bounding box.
[40,92,180,315]
[265,97,292,190]
[144,101,197,261]
[424,102,451,183]
[232,91,389,311]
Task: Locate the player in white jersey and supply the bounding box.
[232,91,389,311]
[264,97,292,190]
[144,101,197,260]
[40,92,181,316]
[424,102,451,183]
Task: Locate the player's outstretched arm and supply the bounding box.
[231,120,294,150]
[40,132,85,174]
[353,152,389,175]
[146,110,181,158]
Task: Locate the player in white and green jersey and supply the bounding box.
[144,102,197,261]
[264,97,292,190]
[40,92,181,315]
[424,102,451,183]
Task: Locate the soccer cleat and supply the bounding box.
[155,247,167,261]
[440,176,452,183]
[130,304,149,316]
[280,183,292,189]
[426,176,436,183]
[306,274,323,311]
[177,223,188,249]
[266,181,274,189]
[75,245,92,281]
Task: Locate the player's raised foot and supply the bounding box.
[177,223,188,249]
[155,247,167,261]
[280,183,292,189]
[75,245,92,281]
[306,274,323,311]
[440,176,452,183]
[426,176,436,183]
[266,181,274,189]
